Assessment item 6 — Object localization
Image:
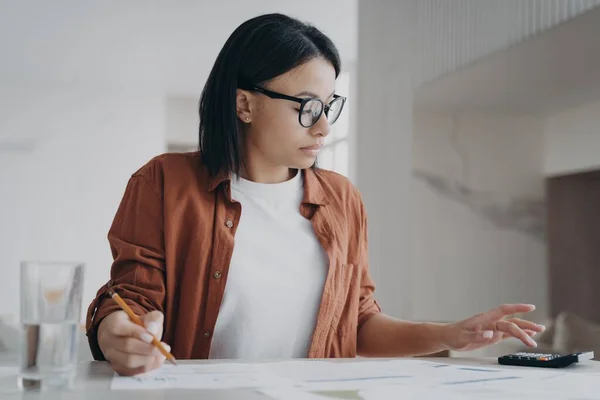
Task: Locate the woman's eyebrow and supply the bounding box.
[293,90,336,99]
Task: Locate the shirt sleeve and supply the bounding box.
[355,191,382,329]
[85,172,166,361]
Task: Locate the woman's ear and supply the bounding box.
[236,89,253,123]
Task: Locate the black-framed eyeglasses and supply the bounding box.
[252,86,347,128]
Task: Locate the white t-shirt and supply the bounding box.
[209,171,329,359]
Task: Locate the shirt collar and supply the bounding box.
[207,168,328,206]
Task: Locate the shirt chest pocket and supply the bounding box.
[330,263,359,337]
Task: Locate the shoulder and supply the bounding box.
[133,151,202,177]
[129,152,208,199]
[312,168,365,216]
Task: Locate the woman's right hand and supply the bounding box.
[97,310,170,376]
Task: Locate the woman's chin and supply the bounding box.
[294,159,318,170]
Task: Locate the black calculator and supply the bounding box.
[498,351,594,368]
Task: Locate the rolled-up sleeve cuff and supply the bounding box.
[85,283,147,361]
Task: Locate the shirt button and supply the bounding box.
[204,330,211,338]
[225,220,234,228]
[213,271,222,279]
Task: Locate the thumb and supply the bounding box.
[142,310,164,339]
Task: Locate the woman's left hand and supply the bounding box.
[441,304,546,352]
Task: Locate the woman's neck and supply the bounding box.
[240,163,296,184]
[240,143,297,183]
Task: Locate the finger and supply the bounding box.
[108,312,151,338]
[146,353,167,372]
[113,337,160,357]
[489,331,504,345]
[153,342,171,358]
[112,353,166,377]
[506,318,546,333]
[143,311,164,339]
[471,304,536,326]
[113,365,147,377]
[104,349,156,370]
[496,320,537,347]
[111,357,165,376]
[502,330,537,339]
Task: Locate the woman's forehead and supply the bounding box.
[268,58,336,98]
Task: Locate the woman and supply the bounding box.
[86,13,544,376]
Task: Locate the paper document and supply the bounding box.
[111,363,292,390]
[267,359,559,391]
[477,371,600,399]
[111,358,600,399]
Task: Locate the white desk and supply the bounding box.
[1,357,599,399]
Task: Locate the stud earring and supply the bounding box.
[246,117,250,122]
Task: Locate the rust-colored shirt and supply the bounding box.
[85,152,381,360]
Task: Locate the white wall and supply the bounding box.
[544,98,600,176]
[356,1,550,324]
[410,111,548,325]
[0,1,358,97]
[166,96,199,148]
[356,0,416,319]
[0,84,165,321]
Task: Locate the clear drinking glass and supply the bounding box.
[19,261,85,390]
